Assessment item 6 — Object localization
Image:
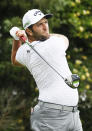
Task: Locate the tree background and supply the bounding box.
[0,0,92,131]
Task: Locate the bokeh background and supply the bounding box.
[0,0,92,131]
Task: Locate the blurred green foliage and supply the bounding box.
[0,0,92,131]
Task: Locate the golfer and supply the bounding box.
[10,9,83,131]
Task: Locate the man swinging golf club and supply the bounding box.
[10,9,83,131]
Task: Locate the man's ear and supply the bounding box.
[26,28,33,36]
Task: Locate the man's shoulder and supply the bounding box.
[50,34,68,40]
[50,34,69,50]
[18,43,29,51]
[50,34,69,43]
[16,43,31,58]
[16,43,30,66]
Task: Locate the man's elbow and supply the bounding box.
[11,59,22,66]
[11,59,17,65]
[11,60,16,65]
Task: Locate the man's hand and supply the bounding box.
[16,30,27,42]
[10,27,27,42]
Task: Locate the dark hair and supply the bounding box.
[25,25,34,37]
[28,25,33,32]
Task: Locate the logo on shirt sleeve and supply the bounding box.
[27,50,30,53]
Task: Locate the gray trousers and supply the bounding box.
[30,103,83,131]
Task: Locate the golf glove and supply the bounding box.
[10,27,20,40]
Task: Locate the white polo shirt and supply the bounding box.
[16,36,79,106]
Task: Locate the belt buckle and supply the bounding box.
[72,106,77,112]
[72,107,75,112]
[61,105,64,111]
[60,105,64,111]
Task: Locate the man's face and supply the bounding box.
[31,18,50,41]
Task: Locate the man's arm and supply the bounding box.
[11,40,23,66]
[10,27,27,66]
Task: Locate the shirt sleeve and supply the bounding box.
[16,44,29,66]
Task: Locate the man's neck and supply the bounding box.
[28,37,36,43]
[28,35,50,43]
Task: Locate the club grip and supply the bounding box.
[20,36,26,42]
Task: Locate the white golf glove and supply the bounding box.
[10,27,20,40]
